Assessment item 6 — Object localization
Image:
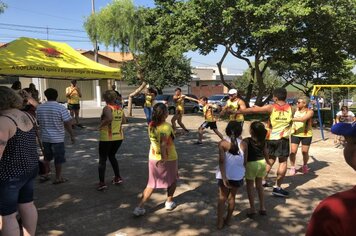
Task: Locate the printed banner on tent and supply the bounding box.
[0,37,121,80]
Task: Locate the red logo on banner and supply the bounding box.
[39,48,62,58]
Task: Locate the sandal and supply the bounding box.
[246,212,256,219]
[259,210,267,216]
[53,178,68,185]
[39,175,50,183]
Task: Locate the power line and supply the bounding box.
[0,23,86,32]
[0,26,88,39]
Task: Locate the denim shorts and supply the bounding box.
[0,169,37,216]
[43,142,66,164]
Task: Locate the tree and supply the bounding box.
[84,0,192,115]
[157,0,356,104]
[0,1,7,14]
[122,53,192,94]
[234,64,283,104]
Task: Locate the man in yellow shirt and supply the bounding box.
[220,89,246,128]
[236,88,292,197]
[65,80,82,128]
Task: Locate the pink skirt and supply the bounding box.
[147,159,178,189]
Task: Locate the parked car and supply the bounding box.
[249,96,273,107]
[123,93,145,107]
[154,94,200,114]
[199,94,229,112]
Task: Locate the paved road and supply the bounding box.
[35,109,354,236]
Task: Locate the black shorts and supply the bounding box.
[291,135,312,146]
[200,121,217,130]
[266,138,290,158]
[67,103,80,110]
[217,179,244,188]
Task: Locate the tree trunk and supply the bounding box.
[217,46,232,89]
[127,82,147,116]
[255,60,266,106]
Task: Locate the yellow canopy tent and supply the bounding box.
[0,37,121,80]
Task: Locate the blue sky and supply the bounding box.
[0,0,247,74]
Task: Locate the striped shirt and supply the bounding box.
[36,101,72,143]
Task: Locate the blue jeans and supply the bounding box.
[144,107,152,124]
[0,169,37,215]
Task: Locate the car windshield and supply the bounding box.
[208,95,226,101]
[155,95,170,100]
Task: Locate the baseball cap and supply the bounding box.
[228,89,237,95]
[331,122,356,137]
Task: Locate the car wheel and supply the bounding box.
[169,107,175,115]
[193,107,199,113]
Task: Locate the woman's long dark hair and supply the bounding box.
[150,103,167,127]
[250,121,267,146]
[225,121,243,155]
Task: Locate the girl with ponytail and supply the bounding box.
[133,103,178,216]
[216,121,245,229]
[240,121,270,217]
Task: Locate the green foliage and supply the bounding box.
[156,0,356,102]
[122,53,192,93]
[84,0,145,53]
[84,0,192,92]
[235,65,283,98]
[0,1,7,14]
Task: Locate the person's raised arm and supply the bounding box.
[184,95,199,103]
[236,104,274,115]
[292,110,314,122]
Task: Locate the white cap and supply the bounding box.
[228,89,237,95]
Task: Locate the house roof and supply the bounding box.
[78,50,133,63]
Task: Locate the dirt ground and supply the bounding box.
[34,109,355,236]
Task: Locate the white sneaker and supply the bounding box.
[165,201,177,211]
[133,207,145,216]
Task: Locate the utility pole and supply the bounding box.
[91,0,98,62]
[92,0,101,107]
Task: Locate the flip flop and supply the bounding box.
[259,210,267,216]
[39,175,50,183]
[246,212,256,219]
[53,178,68,185]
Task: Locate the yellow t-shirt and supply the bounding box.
[148,122,177,161]
[66,86,80,104]
[145,94,153,108]
[266,103,292,140]
[175,96,184,112]
[99,105,124,141]
[226,99,244,122]
[203,105,215,122]
[292,109,313,137]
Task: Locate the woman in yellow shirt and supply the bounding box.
[289,97,314,175]
[97,90,126,191]
[133,103,178,216]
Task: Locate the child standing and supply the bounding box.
[196,96,224,144]
[133,103,179,216]
[216,121,245,229]
[240,121,269,217]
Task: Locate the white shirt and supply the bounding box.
[216,138,245,181]
[336,110,355,123]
